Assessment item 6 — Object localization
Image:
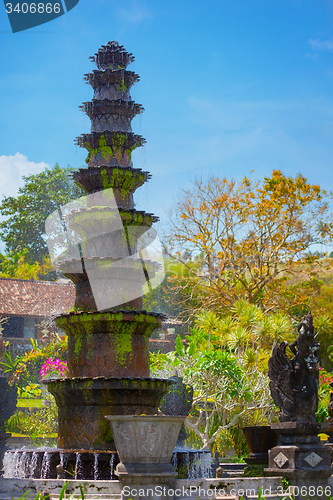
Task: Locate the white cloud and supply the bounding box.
[0,153,49,199]
[308,39,333,52]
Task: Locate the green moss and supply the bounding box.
[83,379,94,390]
[126,143,137,160]
[111,133,126,158]
[99,134,114,162]
[85,133,137,165]
[114,333,133,365]
[96,419,114,446]
[74,334,83,360]
[84,135,113,164]
[84,142,98,165]
[99,167,146,198]
[100,168,110,190]
[116,78,126,93]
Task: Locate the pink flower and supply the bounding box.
[40,358,67,380]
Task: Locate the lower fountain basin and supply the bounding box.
[47,377,171,450]
[2,449,118,480]
[2,449,212,480]
[106,415,185,465]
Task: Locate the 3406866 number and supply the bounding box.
[5,3,61,14]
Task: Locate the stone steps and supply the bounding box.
[0,496,122,500]
[177,495,292,500]
[0,494,284,499]
[0,478,290,500]
[0,492,293,500]
[59,496,120,499]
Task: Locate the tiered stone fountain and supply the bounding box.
[3,41,176,483]
[47,41,177,463]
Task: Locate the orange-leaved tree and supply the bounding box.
[166,170,333,318]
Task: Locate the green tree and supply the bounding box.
[0,164,84,265]
[0,249,52,280]
[188,300,293,363]
[150,331,274,451]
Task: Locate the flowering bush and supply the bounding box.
[317,367,333,422]
[319,367,333,388]
[7,334,68,387]
[40,358,67,380]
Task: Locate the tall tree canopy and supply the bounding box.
[0,165,84,265]
[166,170,333,318]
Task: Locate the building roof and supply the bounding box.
[0,278,75,318]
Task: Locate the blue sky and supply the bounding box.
[0,0,333,249]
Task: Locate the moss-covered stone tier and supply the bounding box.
[72,166,151,207]
[75,132,146,168]
[47,377,171,450]
[64,207,158,239]
[84,68,140,93]
[56,311,164,378]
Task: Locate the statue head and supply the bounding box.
[298,311,315,339]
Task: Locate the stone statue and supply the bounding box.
[268,312,319,422]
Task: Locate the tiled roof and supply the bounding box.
[0,278,75,317]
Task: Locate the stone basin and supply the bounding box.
[106,415,185,478]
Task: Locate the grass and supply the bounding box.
[10,432,57,437]
[17,398,44,408]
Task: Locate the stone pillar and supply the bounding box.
[116,464,176,500]
[0,376,17,473]
[242,425,278,476]
[265,422,332,498]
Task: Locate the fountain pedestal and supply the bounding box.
[106,415,185,500]
[265,422,332,496]
[242,425,278,465]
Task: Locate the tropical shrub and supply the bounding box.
[151,333,274,450]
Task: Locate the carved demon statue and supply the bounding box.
[268,312,320,422]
